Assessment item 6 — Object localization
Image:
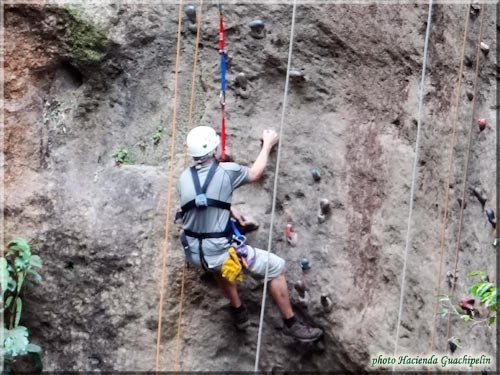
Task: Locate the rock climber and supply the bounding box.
[177,125,323,342]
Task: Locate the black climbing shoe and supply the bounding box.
[231,305,250,331]
[283,321,323,342]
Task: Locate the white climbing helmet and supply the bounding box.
[186,126,220,157]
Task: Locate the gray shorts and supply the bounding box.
[183,239,285,280]
[246,246,286,280]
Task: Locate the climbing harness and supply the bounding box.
[218,2,227,161]
[429,4,470,353]
[155,1,184,371]
[181,161,232,271]
[445,6,487,347]
[392,1,433,369]
[254,0,297,371]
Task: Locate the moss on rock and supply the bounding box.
[62,6,111,65]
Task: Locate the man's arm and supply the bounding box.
[249,129,279,182]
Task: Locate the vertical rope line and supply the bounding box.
[254,0,297,371]
[155,1,184,371]
[445,6,486,346]
[429,3,470,352]
[186,0,204,133]
[392,1,433,370]
[172,0,204,371]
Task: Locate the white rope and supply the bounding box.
[254,0,297,371]
[392,1,433,370]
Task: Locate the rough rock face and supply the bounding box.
[4,3,497,372]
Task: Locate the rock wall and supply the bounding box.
[3,2,497,372]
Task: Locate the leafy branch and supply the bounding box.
[1,238,43,369]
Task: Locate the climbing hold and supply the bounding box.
[486,209,496,229]
[466,90,473,101]
[470,187,487,206]
[289,69,306,83]
[481,274,490,282]
[459,296,477,317]
[448,339,458,354]
[235,72,248,90]
[320,199,330,214]
[249,19,265,32]
[300,257,311,271]
[285,224,298,246]
[471,3,480,12]
[320,294,333,312]
[298,290,310,308]
[185,5,197,23]
[457,198,467,210]
[478,118,487,131]
[318,199,331,223]
[493,238,499,247]
[480,42,490,55]
[294,280,306,297]
[249,19,265,39]
[310,168,321,182]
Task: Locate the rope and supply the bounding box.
[392,1,433,368]
[254,0,297,371]
[155,1,183,371]
[172,0,204,371]
[428,4,470,352]
[445,5,486,346]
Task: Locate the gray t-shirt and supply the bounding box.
[178,161,250,266]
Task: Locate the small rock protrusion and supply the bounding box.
[235,72,248,90]
[478,118,487,131]
[285,224,298,246]
[446,271,458,290]
[249,19,265,39]
[187,23,198,34]
[320,294,333,312]
[493,238,499,247]
[480,42,490,55]
[185,5,197,23]
[457,197,467,210]
[464,55,473,68]
[470,187,487,207]
[486,208,496,229]
[294,280,306,298]
[466,90,474,101]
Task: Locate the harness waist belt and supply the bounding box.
[181,198,231,214]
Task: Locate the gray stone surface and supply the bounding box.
[4,3,497,372]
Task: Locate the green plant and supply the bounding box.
[113,149,132,165]
[152,128,163,145]
[438,270,497,327]
[468,271,497,326]
[1,238,43,369]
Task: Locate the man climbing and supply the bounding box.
[177,125,323,342]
